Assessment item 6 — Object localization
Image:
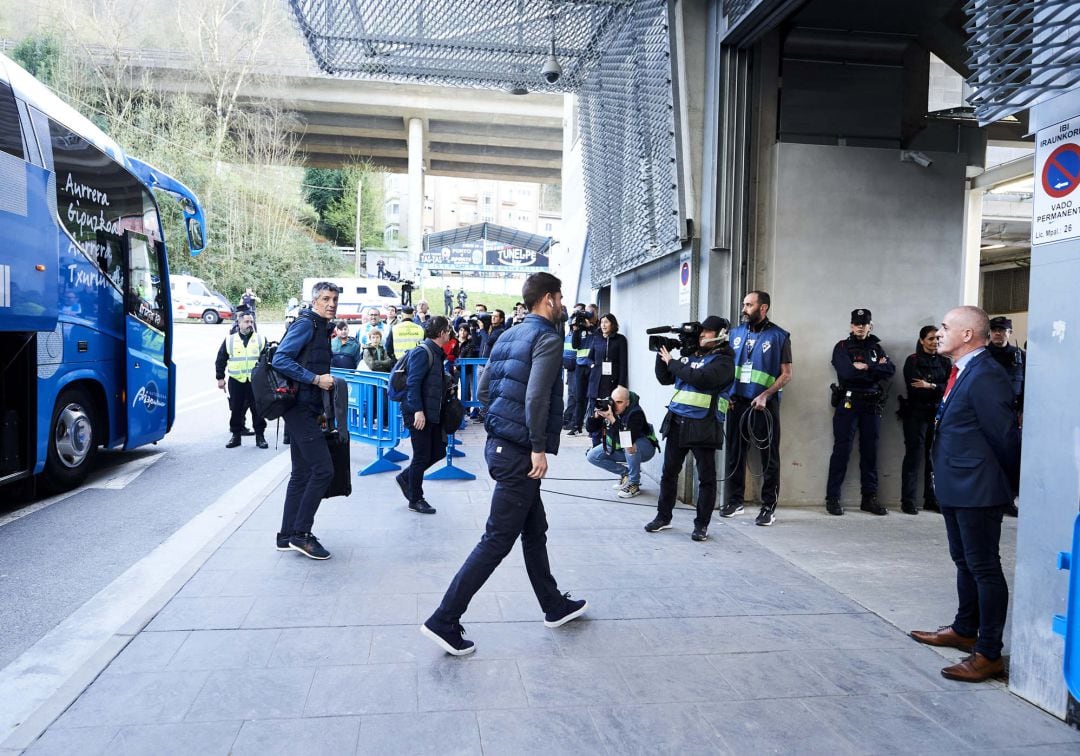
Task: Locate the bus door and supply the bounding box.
[122,231,169,448]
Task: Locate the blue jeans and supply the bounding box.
[586,438,656,484]
[941,505,1008,660]
[431,438,564,624]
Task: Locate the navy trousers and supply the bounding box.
[571,367,591,430]
[404,422,446,504]
[432,439,564,623]
[281,406,332,535]
[562,367,577,428]
[825,405,880,500]
[941,505,1008,660]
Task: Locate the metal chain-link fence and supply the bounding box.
[287,0,683,288]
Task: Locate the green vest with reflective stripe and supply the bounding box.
[668,353,729,419]
[226,332,266,383]
[391,320,425,355]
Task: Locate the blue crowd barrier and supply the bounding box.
[456,358,487,410]
[331,368,409,476]
[1054,512,1080,699]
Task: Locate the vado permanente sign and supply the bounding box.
[1033,117,1080,246]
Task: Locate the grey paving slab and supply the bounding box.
[183,668,314,721]
[902,689,1080,750]
[165,628,280,671]
[700,699,861,755]
[445,621,564,659]
[239,595,337,628]
[52,670,211,728]
[419,658,528,711]
[200,546,283,571]
[478,707,606,756]
[801,692,969,755]
[802,647,977,695]
[267,625,373,667]
[105,631,189,673]
[357,711,481,756]
[549,617,654,658]
[304,663,417,716]
[23,726,118,756]
[104,721,242,756]
[145,596,255,631]
[591,702,731,755]
[231,716,361,756]
[517,657,632,708]
[616,654,737,703]
[332,592,419,626]
[708,650,846,700]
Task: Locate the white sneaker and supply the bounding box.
[617,482,641,499]
[612,473,628,490]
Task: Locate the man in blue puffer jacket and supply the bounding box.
[272,281,340,560]
[421,273,588,655]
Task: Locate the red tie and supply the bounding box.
[942,365,959,400]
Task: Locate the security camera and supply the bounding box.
[541,52,562,85]
[901,150,933,169]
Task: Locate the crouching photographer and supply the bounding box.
[644,316,736,542]
[585,387,658,499]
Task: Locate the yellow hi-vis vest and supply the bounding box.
[226,331,266,383]
[391,320,425,355]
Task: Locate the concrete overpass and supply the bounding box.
[97,47,565,183]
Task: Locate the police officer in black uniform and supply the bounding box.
[987,315,1024,517]
[825,308,896,516]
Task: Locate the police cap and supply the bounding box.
[989,316,1012,331]
[850,308,872,325]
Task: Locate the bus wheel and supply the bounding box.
[202,310,221,324]
[42,387,98,493]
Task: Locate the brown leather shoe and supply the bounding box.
[941,653,1005,682]
[909,625,977,652]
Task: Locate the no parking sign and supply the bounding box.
[1034,117,1080,245]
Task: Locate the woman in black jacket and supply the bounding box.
[900,325,952,514]
[586,313,629,446]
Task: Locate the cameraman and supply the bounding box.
[645,316,736,542]
[585,387,657,499]
[567,309,596,435]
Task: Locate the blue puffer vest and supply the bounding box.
[273,308,332,413]
[484,314,563,454]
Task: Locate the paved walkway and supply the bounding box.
[19,425,1080,755]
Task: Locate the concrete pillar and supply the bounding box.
[407,117,424,273]
[961,187,984,305]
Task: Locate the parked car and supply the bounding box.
[171,274,234,324]
[301,277,398,321]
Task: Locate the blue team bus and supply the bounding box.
[0,53,206,494]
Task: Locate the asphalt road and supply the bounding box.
[0,321,290,670]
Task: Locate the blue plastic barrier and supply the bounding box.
[1054,513,1080,699]
[420,358,487,481]
[331,368,409,475]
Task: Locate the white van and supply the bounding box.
[301,277,399,321]
[170,274,234,324]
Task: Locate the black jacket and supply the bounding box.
[832,334,895,392]
[654,342,736,392]
[903,346,951,410]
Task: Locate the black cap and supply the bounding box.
[989,316,1012,330]
[850,308,871,325]
[700,315,729,332]
[402,305,415,314]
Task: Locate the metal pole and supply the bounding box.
[354,174,363,276]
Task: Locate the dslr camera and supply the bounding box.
[594,397,612,413]
[647,321,707,353]
[569,311,591,330]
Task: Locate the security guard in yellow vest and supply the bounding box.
[385,304,425,360]
[215,311,269,448]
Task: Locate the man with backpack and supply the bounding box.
[394,317,452,514]
[270,281,340,560]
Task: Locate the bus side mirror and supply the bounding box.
[186,217,205,252]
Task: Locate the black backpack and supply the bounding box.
[388,342,436,402]
[252,341,298,420]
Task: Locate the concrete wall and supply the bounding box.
[760,143,967,506]
[1009,88,1080,719]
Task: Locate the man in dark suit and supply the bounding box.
[910,306,1020,682]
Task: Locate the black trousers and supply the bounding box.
[404,422,446,504]
[941,505,1008,659]
[432,439,563,624]
[657,418,718,530]
[724,397,781,508]
[228,378,266,436]
[281,406,332,536]
[826,405,881,500]
[562,368,578,428]
[571,367,591,430]
[901,410,937,506]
